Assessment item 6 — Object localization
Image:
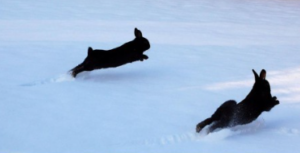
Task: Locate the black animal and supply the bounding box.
[196,69,279,133]
[71,28,150,77]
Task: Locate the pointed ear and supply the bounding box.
[252,69,259,81]
[260,69,266,80]
[134,28,142,38]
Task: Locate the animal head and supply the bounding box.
[252,69,280,111]
[133,28,150,52]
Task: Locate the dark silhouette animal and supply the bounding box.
[196,69,279,134]
[71,28,150,77]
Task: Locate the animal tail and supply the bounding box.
[88,47,93,55]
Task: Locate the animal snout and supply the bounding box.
[144,41,150,51]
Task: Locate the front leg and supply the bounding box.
[140,54,148,61]
[265,96,279,112]
[272,96,280,105]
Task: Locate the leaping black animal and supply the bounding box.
[196,69,279,134]
[71,28,150,77]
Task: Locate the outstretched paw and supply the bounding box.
[272,96,280,105]
[140,55,148,61]
[196,123,205,133]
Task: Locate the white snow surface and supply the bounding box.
[1,0,300,152]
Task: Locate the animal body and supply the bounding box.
[196,69,279,133]
[71,28,150,77]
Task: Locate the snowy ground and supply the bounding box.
[1,0,300,153]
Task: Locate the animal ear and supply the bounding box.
[252,69,259,81]
[260,69,266,80]
[134,28,143,38]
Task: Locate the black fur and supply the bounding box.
[71,28,150,77]
[196,69,280,133]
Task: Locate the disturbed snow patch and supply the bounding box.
[20,73,74,86]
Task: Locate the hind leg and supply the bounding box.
[72,65,85,77]
[208,119,231,133]
[196,118,214,133]
[207,100,237,133]
[71,60,95,77]
[196,100,236,133]
[72,65,95,77]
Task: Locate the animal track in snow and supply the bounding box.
[20,73,74,86]
[278,127,300,136]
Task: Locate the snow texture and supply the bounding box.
[1,0,300,153]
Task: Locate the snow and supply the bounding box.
[1,0,300,152]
